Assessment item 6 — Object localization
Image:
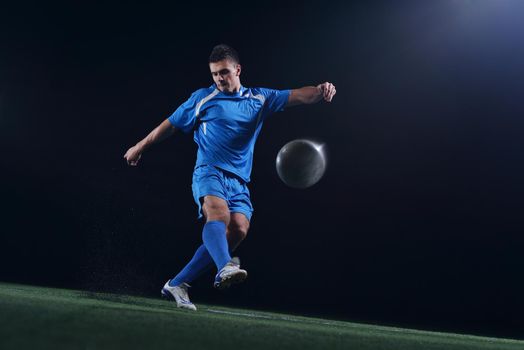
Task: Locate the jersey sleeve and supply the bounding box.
[167,90,202,133]
[255,88,291,120]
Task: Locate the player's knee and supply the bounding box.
[203,197,230,224]
[206,212,229,225]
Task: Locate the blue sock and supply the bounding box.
[202,220,231,270]
[169,244,213,286]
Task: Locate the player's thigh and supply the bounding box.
[192,165,229,223]
[227,178,254,224]
[202,195,230,224]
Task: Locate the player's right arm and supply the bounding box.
[124,119,177,166]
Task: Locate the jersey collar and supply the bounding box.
[213,84,248,97]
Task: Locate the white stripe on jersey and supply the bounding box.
[252,94,266,125]
[196,89,220,117]
[196,89,219,135]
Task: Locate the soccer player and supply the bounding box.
[124,44,336,310]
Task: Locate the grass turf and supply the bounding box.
[0,282,522,350]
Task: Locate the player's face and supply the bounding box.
[209,59,241,93]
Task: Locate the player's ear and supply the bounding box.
[236,64,241,76]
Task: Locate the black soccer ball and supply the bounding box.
[275,139,327,189]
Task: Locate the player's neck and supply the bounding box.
[220,82,242,95]
[230,81,242,93]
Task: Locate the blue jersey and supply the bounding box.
[168,85,290,183]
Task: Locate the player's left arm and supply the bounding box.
[286,82,336,107]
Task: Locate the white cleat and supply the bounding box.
[214,257,248,290]
[161,281,197,311]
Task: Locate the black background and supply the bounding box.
[1,0,523,339]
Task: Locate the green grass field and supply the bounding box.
[0,282,522,350]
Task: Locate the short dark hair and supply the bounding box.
[209,44,240,64]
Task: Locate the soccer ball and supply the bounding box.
[275,139,327,189]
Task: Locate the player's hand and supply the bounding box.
[124,145,143,166]
[317,82,336,102]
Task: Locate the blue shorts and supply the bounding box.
[192,165,254,221]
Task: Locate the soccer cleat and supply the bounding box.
[213,257,248,290]
[161,281,197,311]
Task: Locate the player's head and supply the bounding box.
[209,44,242,94]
